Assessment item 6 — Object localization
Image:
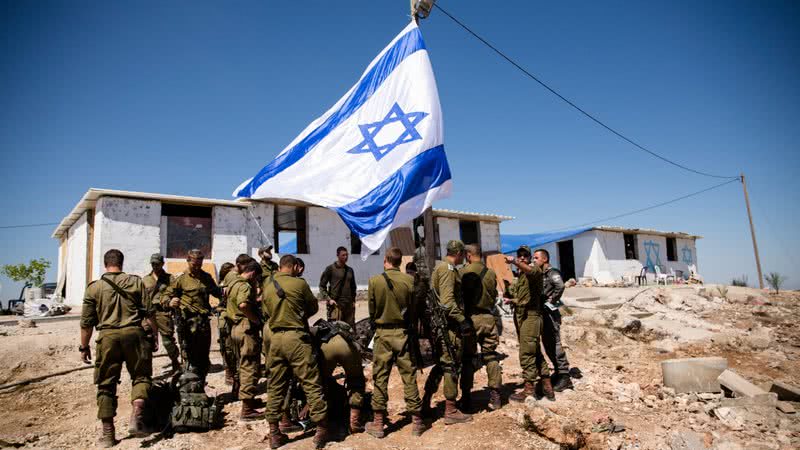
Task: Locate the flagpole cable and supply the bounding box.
[248,206,273,248]
[432,3,738,181]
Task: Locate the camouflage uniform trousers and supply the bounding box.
[94,327,152,419]
[371,328,421,413]
[231,320,261,400]
[461,313,502,391]
[155,308,180,365]
[424,326,463,401]
[266,330,327,424]
[516,309,550,383]
[319,334,365,408]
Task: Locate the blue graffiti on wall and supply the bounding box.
[681,245,693,265]
[643,240,661,271]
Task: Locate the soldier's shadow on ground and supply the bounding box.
[384,412,413,434]
[208,363,224,374]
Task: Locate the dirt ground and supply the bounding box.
[1,284,798,449]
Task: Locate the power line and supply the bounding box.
[0,222,59,230]
[546,177,739,232]
[432,3,739,180]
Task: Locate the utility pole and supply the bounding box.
[740,173,764,289]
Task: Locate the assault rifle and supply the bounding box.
[426,288,460,377]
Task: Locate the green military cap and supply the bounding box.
[518,245,531,253]
[446,239,465,253]
[150,253,164,263]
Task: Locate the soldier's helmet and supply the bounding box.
[150,253,164,264]
[446,239,465,254]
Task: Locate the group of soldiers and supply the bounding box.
[79,239,576,449]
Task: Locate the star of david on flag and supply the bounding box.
[233,21,451,258]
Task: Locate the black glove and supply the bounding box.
[459,319,474,336]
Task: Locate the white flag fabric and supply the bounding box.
[234,21,451,257]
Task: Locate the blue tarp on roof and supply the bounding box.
[500,227,592,254]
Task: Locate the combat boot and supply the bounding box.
[509,381,535,402]
[128,399,148,437]
[365,410,385,438]
[349,407,365,434]
[443,399,472,425]
[552,373,574,392]
[279,413,302,433]
[313,418,330,449]
[411,413,429,437]
[99,419,116,448]
[488,388,502,411]
[239,399,265,422]
[269,421,289,449]
[231,379,240,400]
[540,377,556,401]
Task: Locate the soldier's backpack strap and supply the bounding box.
[479,267,489,280]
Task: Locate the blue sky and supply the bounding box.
[1,0,798,300]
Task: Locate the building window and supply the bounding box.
[666,237,677,262]
[459,220,480,246]
[623,233,638,260]
[162,204,212,258]
[351,231,379,255]
[274,205,308,254]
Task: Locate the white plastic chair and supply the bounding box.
[654,265,670,285]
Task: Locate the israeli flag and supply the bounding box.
[234,21,451,257]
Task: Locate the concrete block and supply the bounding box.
[776,401,796,414]
[661,357,728,393]
[717,370,766,398]
[720,392,777,407]
[770,381,800,402]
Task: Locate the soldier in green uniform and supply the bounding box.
[165,249,222,381]
[79,249,157,447]
[313,323,366,434]
[319,246,357,328]
[143,254,179,375]
[226,260,265,421]
[217,261,237,386]
[263,255,329,449]
[506,246,554,401]
[259,246,279,279]
[422,240,474,425]
[365,247,428,438]
[460,244,503,411]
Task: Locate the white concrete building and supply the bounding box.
[501,226,700,284]
[53,188,512,306]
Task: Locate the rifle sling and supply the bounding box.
[101,275,146,316]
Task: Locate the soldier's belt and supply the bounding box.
[271,327,305,333]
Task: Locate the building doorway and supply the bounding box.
[557,240,576,281]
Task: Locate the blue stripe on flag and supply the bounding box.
[236,27,426,198]
[335,145,450,237]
